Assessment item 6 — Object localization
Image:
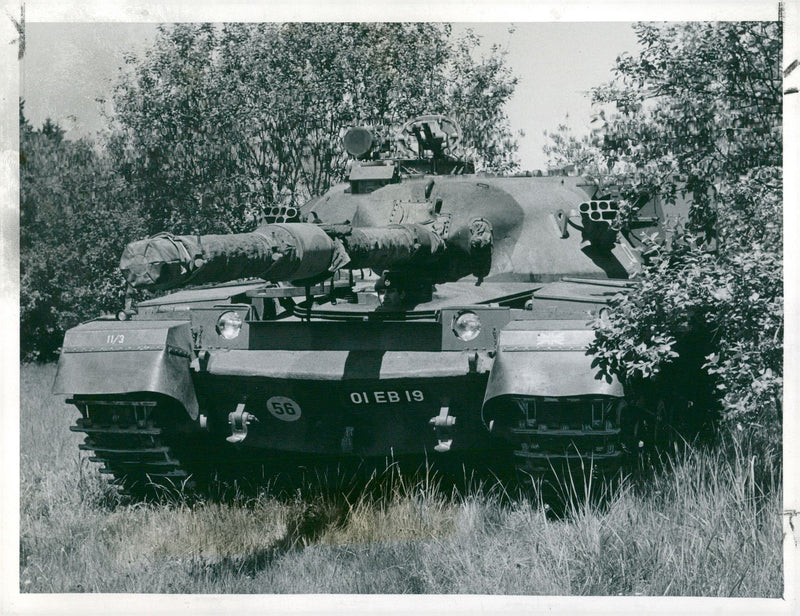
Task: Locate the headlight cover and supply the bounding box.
[216,311,243,339]
[452,310,481,342]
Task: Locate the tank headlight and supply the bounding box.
[216,311,243,339]
[452,311,481,342]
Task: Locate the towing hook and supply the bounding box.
[429,404,456,453]
[227,403,259,444]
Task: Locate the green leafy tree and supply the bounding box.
[543,120,608,178]
[20,104,145,361]
[109,23,520,235]
[545,22,782,448]
[446,29,521,172]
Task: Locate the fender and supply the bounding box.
[482,322,623,410]
[52,320,199,419]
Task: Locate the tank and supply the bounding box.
[53,115,677,491]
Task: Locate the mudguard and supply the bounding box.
[482,323,623,408]
[52,320,199,419]
[204,349,479,380]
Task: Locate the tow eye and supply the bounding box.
[429,403,456,453]
[227,403,259,444]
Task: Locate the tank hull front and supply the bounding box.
[193,350,494,458]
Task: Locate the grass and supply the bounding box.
[20,362,783,595]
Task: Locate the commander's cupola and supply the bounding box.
[344,115,474,194]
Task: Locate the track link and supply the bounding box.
[68,397,195,492]
[496,396,626,477]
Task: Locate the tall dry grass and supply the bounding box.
[20,363,782,595]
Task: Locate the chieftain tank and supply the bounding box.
[53,115,678,490]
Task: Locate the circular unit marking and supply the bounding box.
[266,396,302,422]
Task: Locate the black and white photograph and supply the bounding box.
[2,1,797,614]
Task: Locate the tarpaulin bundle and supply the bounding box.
[324,224,445,272]
[120,222,447,290]
[120,224,336,290]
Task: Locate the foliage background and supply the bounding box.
[544,22,783,450]
[19,106,146,360]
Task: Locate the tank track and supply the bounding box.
[497,397,626,479]
[68,396,203,493]
[509,426,624,477]
[503,396,688,482]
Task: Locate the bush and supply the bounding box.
[547,23,783,449]
[20,106,146,361]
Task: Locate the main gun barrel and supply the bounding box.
[120,222,445,290]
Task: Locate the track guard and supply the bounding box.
[482,326,623,413]
[52,320,199,419]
